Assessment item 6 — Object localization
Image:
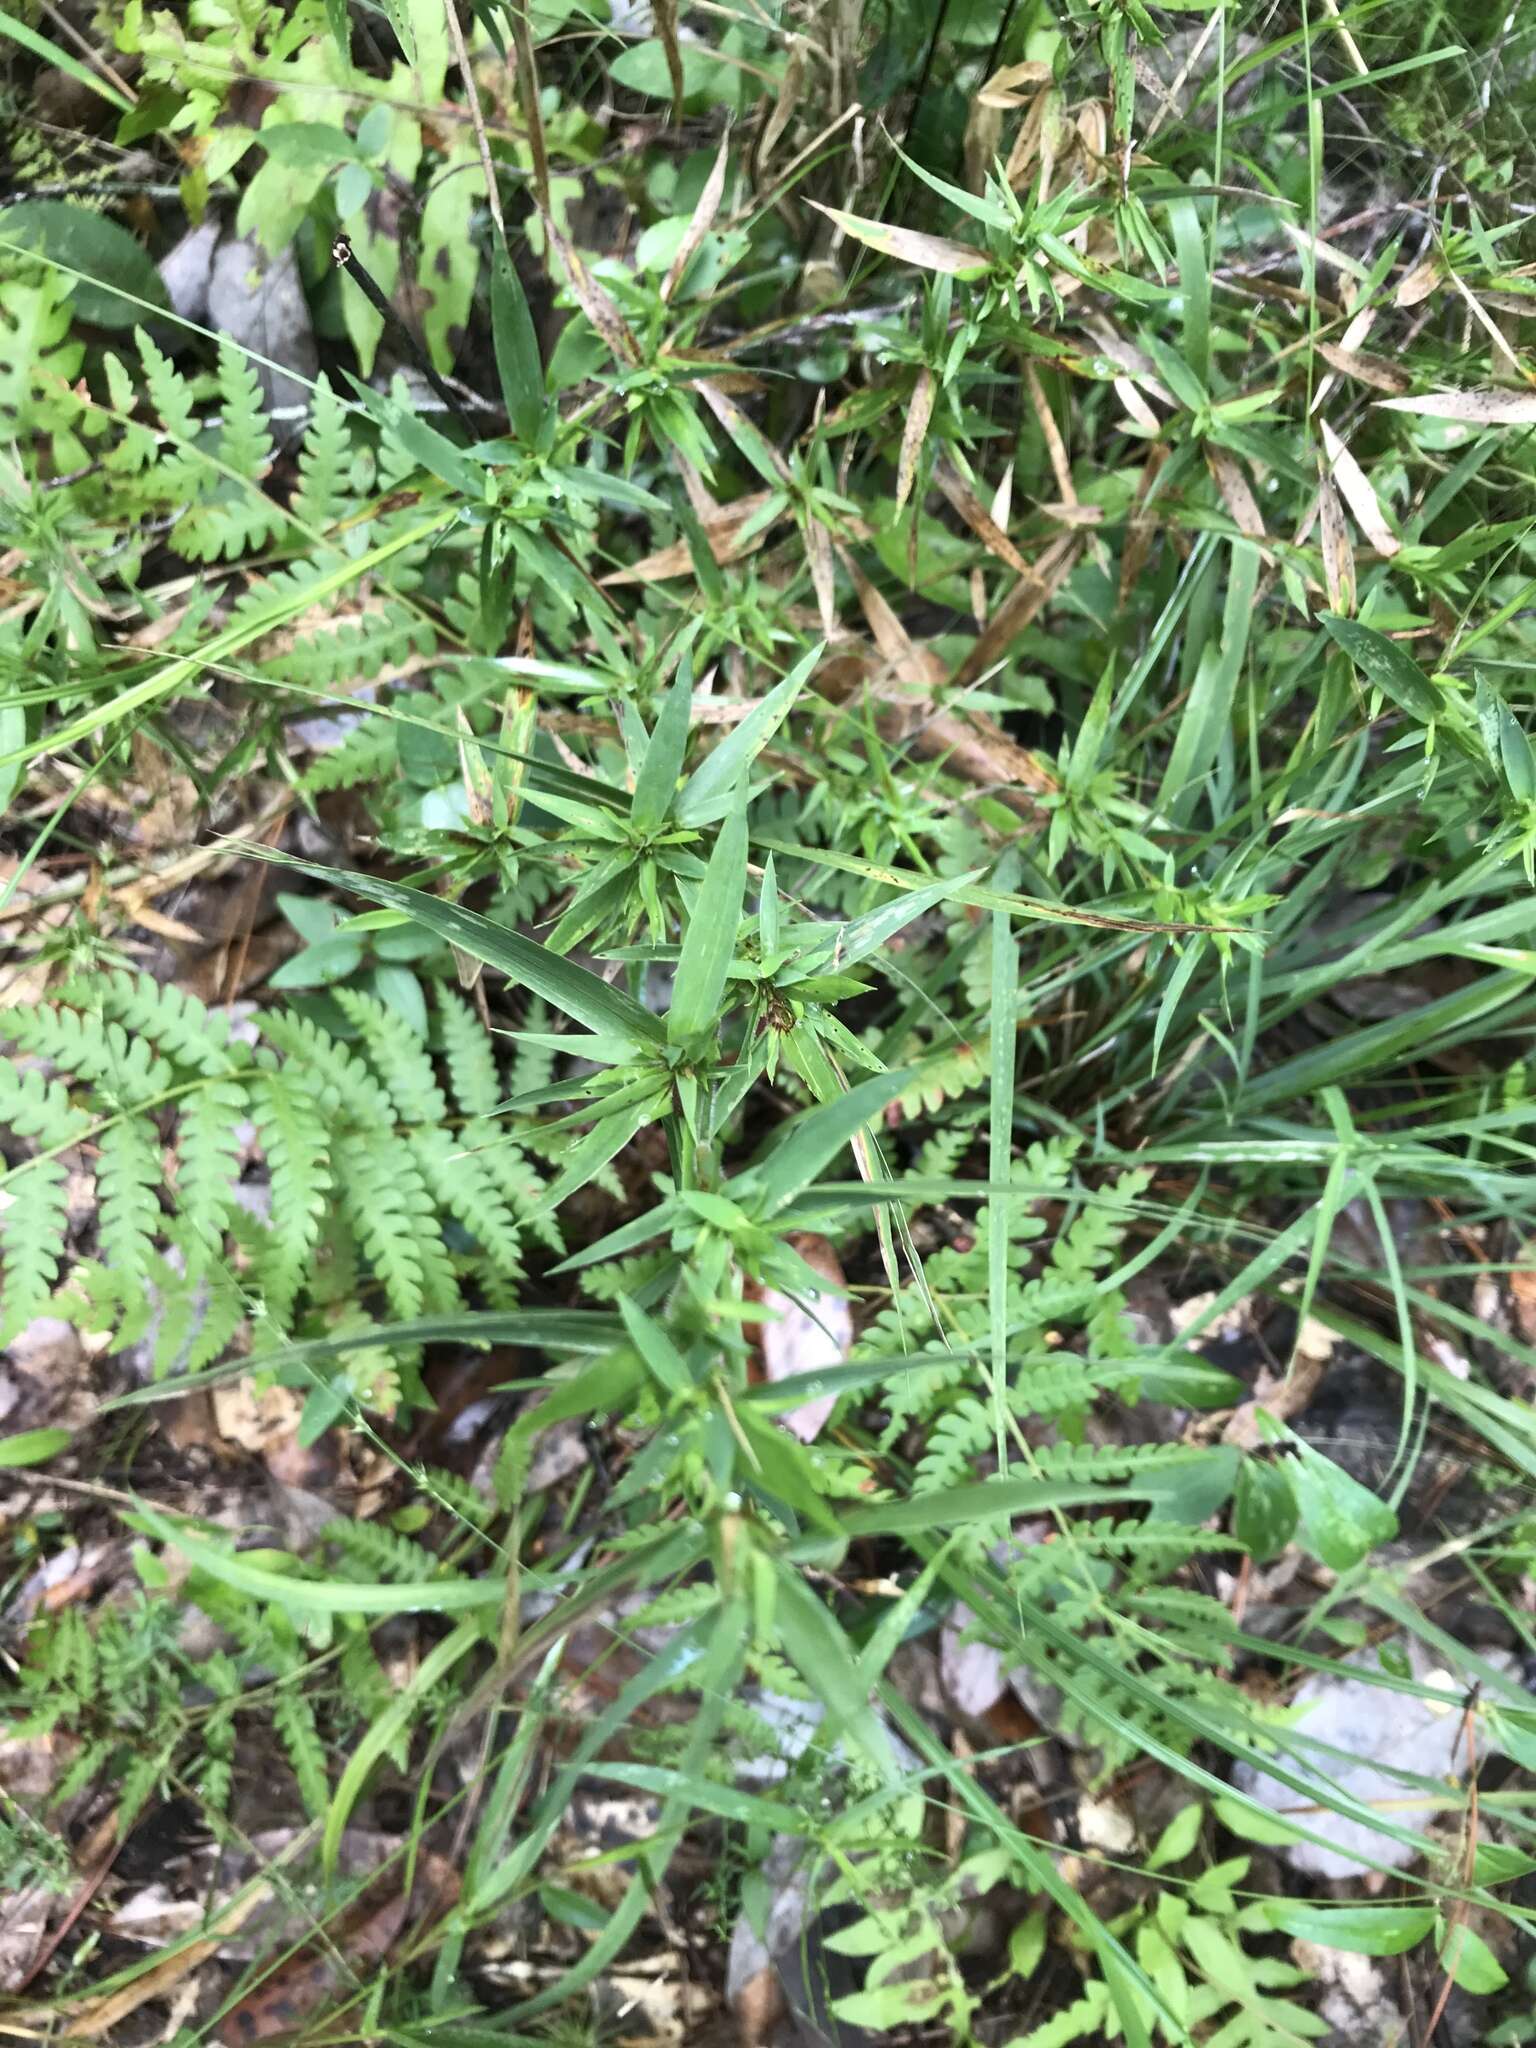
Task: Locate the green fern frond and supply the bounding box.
[334,987,446,1123]
[299,715,398,794]
[411,1126,524,1276]
[0,1061,91,1144]
[259,1009,396,1125]
[336,1131,458,1319]
[289,373,357,529]
[437,986,499,1118]
[175,1076,247,1249]
[72,969,239,1077]
[247,1069,331,1324]
[0,1156,71,1343]
[137,327,196,438]
[94,1118,163,1277]
[272,1687,329,1818]
[322,1515,441,1584]
[6,1004,172,1101]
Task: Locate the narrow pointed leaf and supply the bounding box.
[231,848,664,1044]
[668,808,748,1042]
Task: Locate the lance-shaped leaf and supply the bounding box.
[232,848,664,1045]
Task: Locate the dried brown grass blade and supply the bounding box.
[1204,446,1266,539]
[1317,470,1355,615]
[1319,419,1399,555]
[662,132,729,304]
[895,367,936,511]
[933,452,1030,575]
[951,532,1080,692]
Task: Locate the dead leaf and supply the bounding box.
[1114,374,1163,435]
[895,367,935,511]
[1394,255,1443,308]
[951,532,1081,692]
[1026,362,1074,504]
[1316,342,1410,395]
[541,211,640,364]
[977,59,1053,108]
[808,201,990,277]
[652,0,685,124]
[661,132,729,304]
[1316,472,1355,616]
[1319,419,1399,555]
[1003,84,1057,190]
[1377,388,1536,426]
[933,452,1031,574]
[1205,446,1266,539]
[759,35,807,168]
[601,491,781,584]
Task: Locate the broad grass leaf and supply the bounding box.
[1319,613,1441,722]
[675,643,822,825]
[231,848,664,1045]
[1234,1455,1299,1562]
[1267,1902,1435,1957]
[668,807,747,1042]
[491,237,544,441]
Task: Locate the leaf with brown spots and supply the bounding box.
[895,366,935,511]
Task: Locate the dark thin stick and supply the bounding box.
[331,235,477,438]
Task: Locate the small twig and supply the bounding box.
[330,236,476,436]
[442,0,506,245]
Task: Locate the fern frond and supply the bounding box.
[437,986,500,1118]
[137,327,196,439]
[6,1005,172,1101]
[289,373,356,530]
[0,1155,71,1343]
[248,1070,331,1323]
[322,1515,441,1584]
[259,1010,396,1126]
[333,988,446,1123]
[175,1076,247,1249]
[411,1126,524,1276]
[71,969,238,1077]
[94,1118,162,1278]
[335,1132,458,1319]
[272,1687,329,1818]
[299,714,398,794]
[0,1061,90,1144]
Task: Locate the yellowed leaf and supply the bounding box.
[895,366,936,511]
[1377,387,1536,425]
[808,200,990,277]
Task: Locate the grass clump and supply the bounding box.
[2,0,1536,2041]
